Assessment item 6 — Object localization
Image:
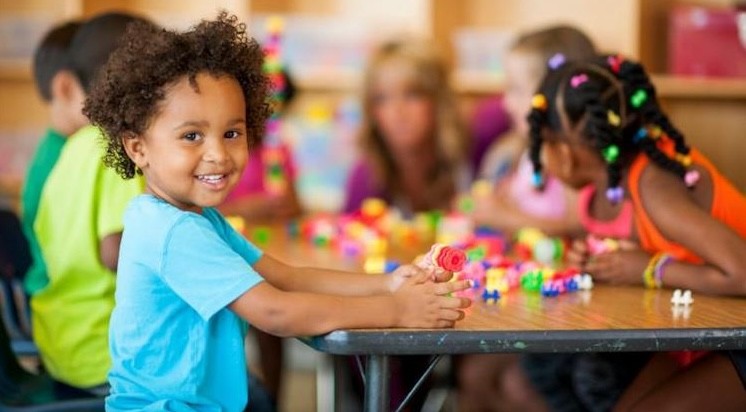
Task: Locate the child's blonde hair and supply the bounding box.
[510,25,597,79]
[358,37,467,209]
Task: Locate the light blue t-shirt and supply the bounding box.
[106,195,264,412]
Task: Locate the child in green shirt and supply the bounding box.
[22,19,86,295]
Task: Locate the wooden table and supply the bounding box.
[250,223,746,412]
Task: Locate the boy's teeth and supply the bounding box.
[199,174,224,182]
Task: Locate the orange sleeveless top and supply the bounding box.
[628,139,746,264]
[629,140,746,367]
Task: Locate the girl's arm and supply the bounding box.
[472,188,584,238]
[228,272,471,337]
[639,166,746,295]
[588,165,746,295]
[254,254,440,296]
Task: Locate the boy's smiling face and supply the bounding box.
[123,72,248,213]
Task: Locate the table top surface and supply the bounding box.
[250,222,746,355]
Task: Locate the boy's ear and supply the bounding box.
[50,70,79,102]
[121,133,149,171]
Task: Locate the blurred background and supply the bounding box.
[1,1,745,411]
[1,0,746,213]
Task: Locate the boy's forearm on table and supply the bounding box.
[286,266,391,296]
[240,289,398,337]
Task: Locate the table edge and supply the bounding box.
[300,327,746,355]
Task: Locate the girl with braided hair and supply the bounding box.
[529,54,746,410]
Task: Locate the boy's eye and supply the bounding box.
[183,132,201,141]
[224,130,241,139]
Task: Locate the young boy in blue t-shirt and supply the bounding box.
[84,13,470,411]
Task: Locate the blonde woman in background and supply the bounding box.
[343,37,470,216]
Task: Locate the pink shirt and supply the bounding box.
[508,154,566,219]
[577,185,633,239]
[224,144,296,202]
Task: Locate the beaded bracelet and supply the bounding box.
[653,254,673,288]
[643,253,666,289]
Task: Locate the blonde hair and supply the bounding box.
[510,25,597,76]
[358,37,467,210]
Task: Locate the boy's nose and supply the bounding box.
[203,138,229,164]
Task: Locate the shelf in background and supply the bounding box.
[3,59,745,101]
[451,71,505,94]
[652,74,746,99]
[451,70,746,100]
[293,69,361,92]
[0,60,32,81]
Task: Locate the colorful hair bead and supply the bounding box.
[602,144,620,163]
[633,127,648,143]
[607,110,621,127]
[532,171,543,188]
[548,53,566,70]
[531,94,547,111]
[649,126,662,139]
[684,170,700,187]
[675,153,692,167]
[630,89,648,108]
[606,186,624,204]
[570,74,589,88]
[607,54,623,74]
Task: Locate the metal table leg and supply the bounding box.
[364,355,390,412]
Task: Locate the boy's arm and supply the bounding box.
[100,233,122,272]
[229,272,470,337]
[253,254,407,296]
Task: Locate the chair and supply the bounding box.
[0,279,36,357]
[0,210,36,357]
[0,314,104,411]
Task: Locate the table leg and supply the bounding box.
[364,355,390,412]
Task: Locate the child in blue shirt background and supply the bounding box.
[84,13,470,411]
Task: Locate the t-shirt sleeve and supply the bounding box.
[160,214,264,321]
[96,167,144,239]
[208,208,263,265]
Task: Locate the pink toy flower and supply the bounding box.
[435,246,467,272]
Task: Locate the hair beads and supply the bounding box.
[532,94,547,111]
[548,53,566,70]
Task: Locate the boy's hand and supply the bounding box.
[392,271,472,328]
[388,264,455,292]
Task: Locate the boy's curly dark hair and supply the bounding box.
[84,12,271,179]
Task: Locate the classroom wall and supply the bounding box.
[1,0,744,210]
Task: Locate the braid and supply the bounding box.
[611,57,694,183]
[638,136,687,177]
[528,105,547,189]
[579,90,623,190]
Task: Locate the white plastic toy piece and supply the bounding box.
[575,273,594,291]
[671,289,694,306]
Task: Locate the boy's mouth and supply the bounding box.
[196,173,229,189]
